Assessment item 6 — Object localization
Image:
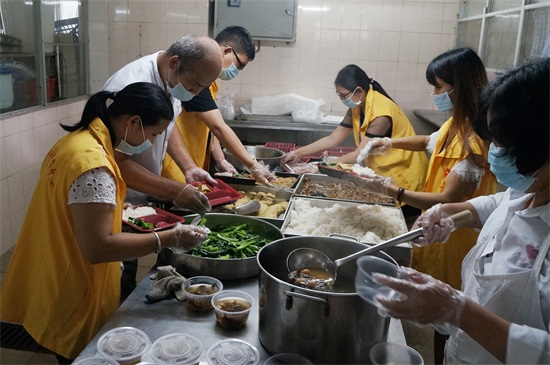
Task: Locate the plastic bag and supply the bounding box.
[217,87,237,120]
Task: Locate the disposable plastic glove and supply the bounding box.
[411,203,455,247]
[184,166,217,186]
[170,222,210,252]
[343,173,393,196]
[173,184,212,216]
[368,137,393,155]
[374,267,466,333]
[281,151,301,165]
[250,162,277,186]
[216,159,238,175]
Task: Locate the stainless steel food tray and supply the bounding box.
[214,183,294,227]
[294,173,396,206]
[281,195,411,266]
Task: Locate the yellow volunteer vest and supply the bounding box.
[161,82,219,182]
[352,87,428,193]
[0,118,125,359]
[412,118,497,289]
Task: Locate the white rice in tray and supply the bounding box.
[283,199,406,243]
[122,206,157,221]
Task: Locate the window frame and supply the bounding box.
[0,0,88,117]
[457,0,550,73]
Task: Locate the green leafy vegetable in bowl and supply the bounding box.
[187,223,270,259]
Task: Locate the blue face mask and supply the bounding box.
[432,90,453,111]
[341,88,361,109]
[115,119,152,155]
[488,143,537,192]
[219,52,240,80]
[166,64,194,102]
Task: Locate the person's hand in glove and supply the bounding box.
[250,162,277,186]
[184,166,218,186]
[411,203,455,247]
[281,151,301,165]
[367,137,393,155]
[374,267,466,330]
[170,222,210,252]
[173,184,212,216]
[343,173,393,197]
[216,159,238,175]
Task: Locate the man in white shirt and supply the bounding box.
[103,34,222,214]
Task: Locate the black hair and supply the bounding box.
[473,58,550,175]
[426,47,489,162]
[60,82,174,137]
[426,47,487,125]
[334,64,393,102]
[215,26,256,61]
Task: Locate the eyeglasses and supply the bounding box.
[335,88,357,99]
[231,48,245,70]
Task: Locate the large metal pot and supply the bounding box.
[158,213,283,280]
[224,145,284,172]
[257,236,395,364]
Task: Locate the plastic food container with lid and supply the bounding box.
[206,339,260,365]
[97,326,152,365]
[72,356,119,365]
[150,333,203,365]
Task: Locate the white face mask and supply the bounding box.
[219,50,240,80]
[341,88,361,108]
[115,119,152,155]
[166,63,194,102]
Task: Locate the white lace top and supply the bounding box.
[426,130,485,188]
[68,167,117,205]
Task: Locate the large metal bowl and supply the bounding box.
[223,145,284,172]
[158,213,283,280]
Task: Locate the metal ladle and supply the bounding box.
[286,211,473,284]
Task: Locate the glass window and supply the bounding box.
[460,0,487,18]
[482,12,520,70]
[0,0,39,112]
[520,7,550,61]
[490,0,523,12]
[0,0,87,114]
[457,19,483,52]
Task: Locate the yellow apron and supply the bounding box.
[162,82,219,182]
[412,118,497,289]
[0,118,124,359]
[351,87,428,193]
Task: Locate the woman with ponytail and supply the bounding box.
[0,82,210,363]
[283,64,429,218]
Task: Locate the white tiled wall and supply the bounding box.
[0,100,87,255]
[0,0,458,255]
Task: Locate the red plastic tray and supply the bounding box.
[192,179,242,207]
[293,146,323,161]
[265,142,296,153]
[123,206,185,232]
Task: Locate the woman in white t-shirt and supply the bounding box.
[373,58,550,364]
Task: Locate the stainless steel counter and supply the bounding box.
[74,270,406,364]
[412,109,450,128]
[225,119,355,147]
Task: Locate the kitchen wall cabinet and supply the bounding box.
[213,0,297,42]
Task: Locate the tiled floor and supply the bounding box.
[0,249,158,364]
